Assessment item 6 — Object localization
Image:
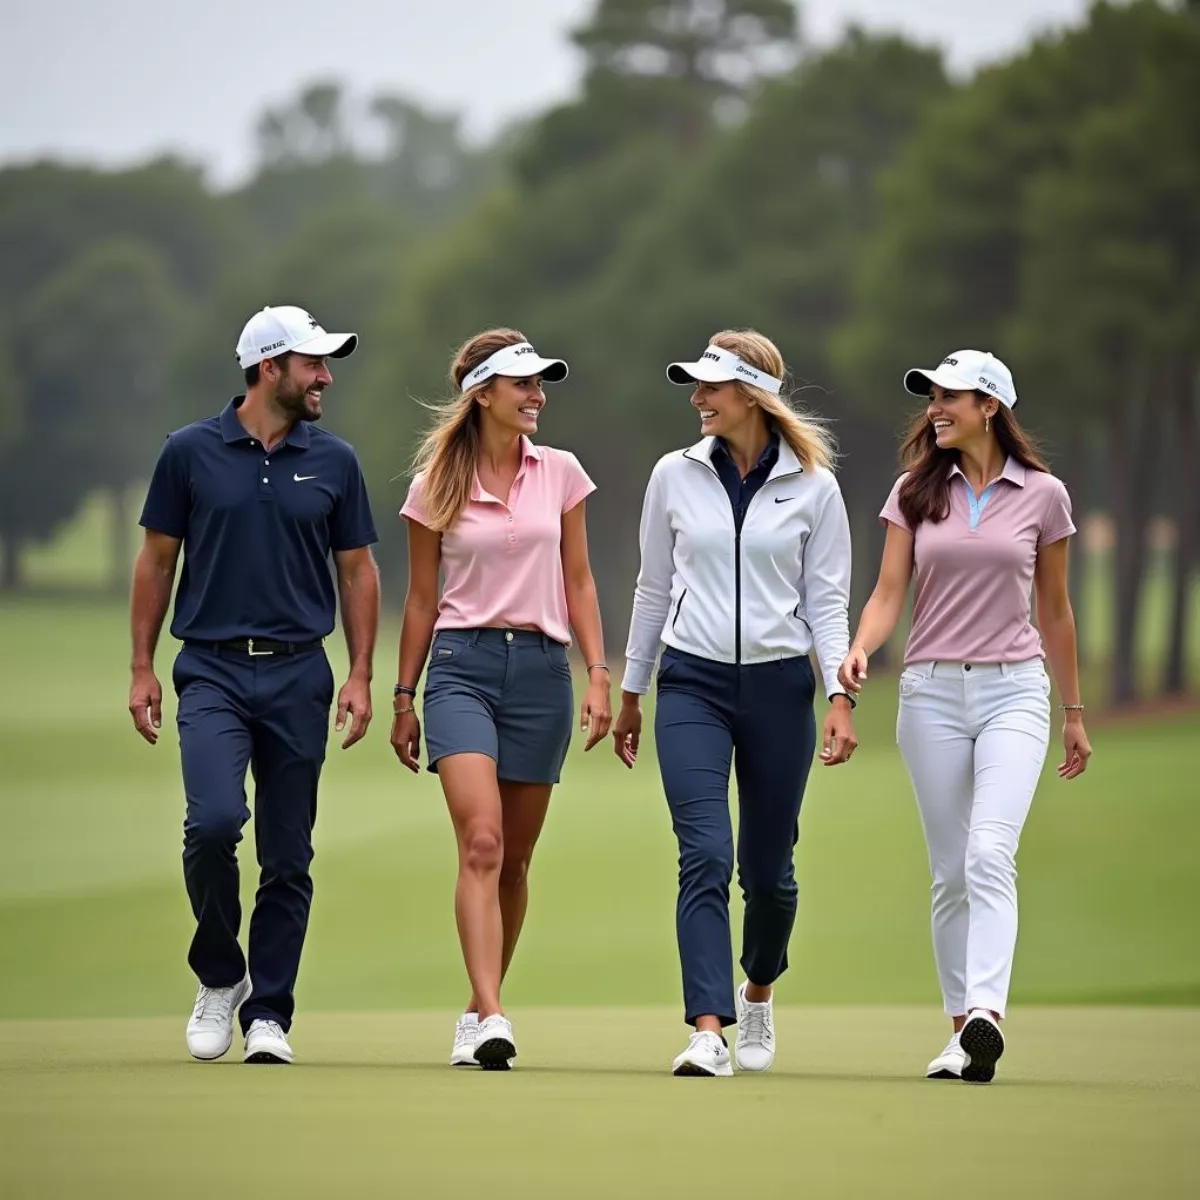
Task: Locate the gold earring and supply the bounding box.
[985,415,991,434]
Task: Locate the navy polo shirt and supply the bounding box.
[139,397,378,644]
[711,433,780,530]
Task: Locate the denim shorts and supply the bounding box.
[422,628,575,784]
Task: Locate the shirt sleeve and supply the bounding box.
[803,477,853,701]
[139,434,190,539]
[1038,477,1077,547]
[559,451,597,513]
[330,450,378,551]
[878,473,911,532]
[400,473,430,526]
[620,462,675,695]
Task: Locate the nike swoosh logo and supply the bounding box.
[294,474,317,482]
[774,496,794,504]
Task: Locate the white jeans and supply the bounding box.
[896,659,1051,1018]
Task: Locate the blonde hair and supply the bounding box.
[710,329,837,472]
[410,327,526,531]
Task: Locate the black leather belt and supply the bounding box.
[192,638,323,657]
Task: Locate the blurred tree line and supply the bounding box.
[0,0,1196,707]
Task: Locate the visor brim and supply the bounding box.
[666,361,732,386]
[496,356,568,383]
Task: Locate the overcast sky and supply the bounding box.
[5,0,1091,187]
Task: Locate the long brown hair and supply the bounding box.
[710,329,837,472]
[410,327,526,532]
[897,397,1049,527]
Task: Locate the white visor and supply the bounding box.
[459,342,569,393]
[666,345,783,395]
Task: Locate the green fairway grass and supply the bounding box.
[1,1007,1197,1198]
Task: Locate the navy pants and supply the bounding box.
[655,647,817,1027]
[173,644,334,1033]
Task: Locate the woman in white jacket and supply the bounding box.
[613,329,857,1077]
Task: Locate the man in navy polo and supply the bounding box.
[128,304,380,1065]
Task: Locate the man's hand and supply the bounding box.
[335,672,373,749]
[129,667,163,745]
[819,696,858,766]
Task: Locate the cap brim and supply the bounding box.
[497,356,568,383]
[293,332,358,360]
[666,360,731,386]
[903,366,976,397]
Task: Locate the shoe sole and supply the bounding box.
[673,1060,733,1077]
[960,1018,1004,1084]
[474,1037,516,1071]
[187,977,251,1062]
[244,1050,292,1065]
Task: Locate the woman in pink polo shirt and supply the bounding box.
[391,327,612,1071]
[839,349,1092,1085]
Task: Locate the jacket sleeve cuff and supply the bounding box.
[620,656,656,696]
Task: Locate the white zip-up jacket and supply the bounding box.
[621,436,852,700]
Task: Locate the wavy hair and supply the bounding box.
[709,329,836,472]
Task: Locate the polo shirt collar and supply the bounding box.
[469,436,542,502]
[220,396,312,450]
[949,456,1026,488]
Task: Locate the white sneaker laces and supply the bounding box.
[739,1004,772,1046]
[253,1020,285,1042]
[454,1018,478,1045]
[192,985,235,1025]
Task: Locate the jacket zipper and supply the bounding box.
[683,447,803,667]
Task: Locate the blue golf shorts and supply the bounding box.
[422,627,574,784]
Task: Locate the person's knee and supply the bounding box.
[965,827,1017,889]
[185,804,245,848]
[462,826,503,876]
[680,840,734,885]
[499,848,532,889]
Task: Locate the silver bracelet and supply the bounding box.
[1060,703,1085,711]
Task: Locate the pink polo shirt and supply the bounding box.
[880,459,1076,665]
[401,438,595,646]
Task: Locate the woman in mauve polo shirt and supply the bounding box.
[839,349,1092,1085]
[390,328,612,1071]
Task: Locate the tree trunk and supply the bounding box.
[0,531,23,591]
[1109,365,1156,707]
[1163,359,1198,696]
[109,483,133,596]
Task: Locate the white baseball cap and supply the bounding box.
[666,344,783,395]
[903,349,1017,408]
[459,342,568,393]
[236,305,358,369]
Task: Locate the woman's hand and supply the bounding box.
[819,697,858,766]
[391,709,421,773]
[1058,713,1092,780]
[581,669,612,751]
[612,696,642,768]
[838,646,869,695]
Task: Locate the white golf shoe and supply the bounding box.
[451,1013,480,1067]
[244,1018,294,1064]
[925,1032,966,1079]
[473,1014,517,1071]
[672,1030,733,1077]
[186,975,250,1061]
[734,981,776,1072]
[960,1010,1004,1083]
